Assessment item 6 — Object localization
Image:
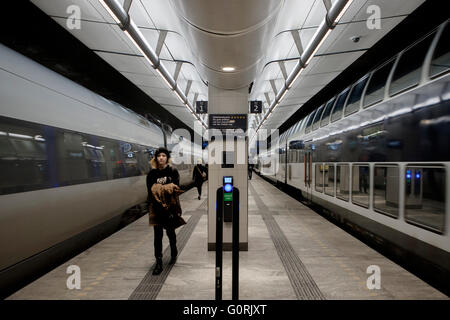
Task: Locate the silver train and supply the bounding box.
[0,43,202,295]
[257,20,450,291]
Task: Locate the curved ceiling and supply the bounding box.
[169,0,284,89]
[30,0,426,132]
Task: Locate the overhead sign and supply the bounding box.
[208,114,247,132]
[196,101,208,114]
[250,101,262,113]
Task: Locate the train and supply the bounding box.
[0,43,203,296]
[256,19,450,291]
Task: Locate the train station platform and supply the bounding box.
[7,175,447,300]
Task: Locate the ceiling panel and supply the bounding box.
[96,52,153,74]
[31,0,426,132]
[32,0,106,22]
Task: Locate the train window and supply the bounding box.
[292,119,303,134]
[124,144,140,177]
[363,59,395,108]
[390,32,435,96]
[83,137,107,181]
[299,116,308,133]
[312,104,325,131]
[320,97,336,127]
[352,165,370,208]
[344,76,369,116]
[404,165,446,233]
[305,110,317,134]
[0,116,156,195]
[336,164,350,201]
[0,119,50,194]
[330,88,350,123]
[315,163,324,192]
[324,163,335,196]
[373,165,399,217]
[57,131,89,185]
[430,23,450,78]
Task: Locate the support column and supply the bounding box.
[207,85,248,251]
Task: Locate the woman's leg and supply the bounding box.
[153,225,164,274]
[197,183,202,199]
[166,228,178,262]
[153,225,163,259]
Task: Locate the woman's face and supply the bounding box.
[157,153,168,166]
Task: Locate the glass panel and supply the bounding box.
[430,23,450,78]
[330,89,350,122]
[363,59,395,108]
[320,97,336,127]
[390,33,435,96]
[57,131,89,185]
[352,165,370,208]
[299,118,307,133]
[324,163,335,196]
[336,164,349,201]
[405,166,446,233]
[315,163,324,192]
[0,120,50,194]
[344,76,369,116]
[292,119,302,134]
[374,166,399,217]
[305,110,317,134]
[312,105,325,131]
[0,116,158,195]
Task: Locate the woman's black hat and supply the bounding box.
[154,147,170,159]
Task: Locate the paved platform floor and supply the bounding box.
[7,175,447,300]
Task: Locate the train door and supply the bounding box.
[304,151,313,202]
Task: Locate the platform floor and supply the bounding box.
[7,175,447,300]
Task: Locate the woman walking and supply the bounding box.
[147,147,184,275]
[192,158,207,200]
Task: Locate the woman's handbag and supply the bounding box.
[197,166,207,181]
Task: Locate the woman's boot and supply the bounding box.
[152,258,163,275]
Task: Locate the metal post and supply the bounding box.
[215,188,223,300]
[232,188,240,300]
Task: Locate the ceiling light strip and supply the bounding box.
[99,0,207,129]
[253,0,353,141]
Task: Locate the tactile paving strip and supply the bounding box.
[129,200,206,300]
[249,182,325,300]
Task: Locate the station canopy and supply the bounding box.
[31,0,425,131]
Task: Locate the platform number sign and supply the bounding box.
[196,101,208,114]
[250,101,262,113]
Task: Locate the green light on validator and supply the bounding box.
[224,193,233,202]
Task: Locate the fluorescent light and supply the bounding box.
[305,28,332,65]
[222,67,235,72]
[124,30,154,67]
[334,0,354,24]
[175,91,185,104]
[155,68,174,90]
[99,0,121,24]
[9,133,32,139]
[287,67,305,89]
[278,89,288,103]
